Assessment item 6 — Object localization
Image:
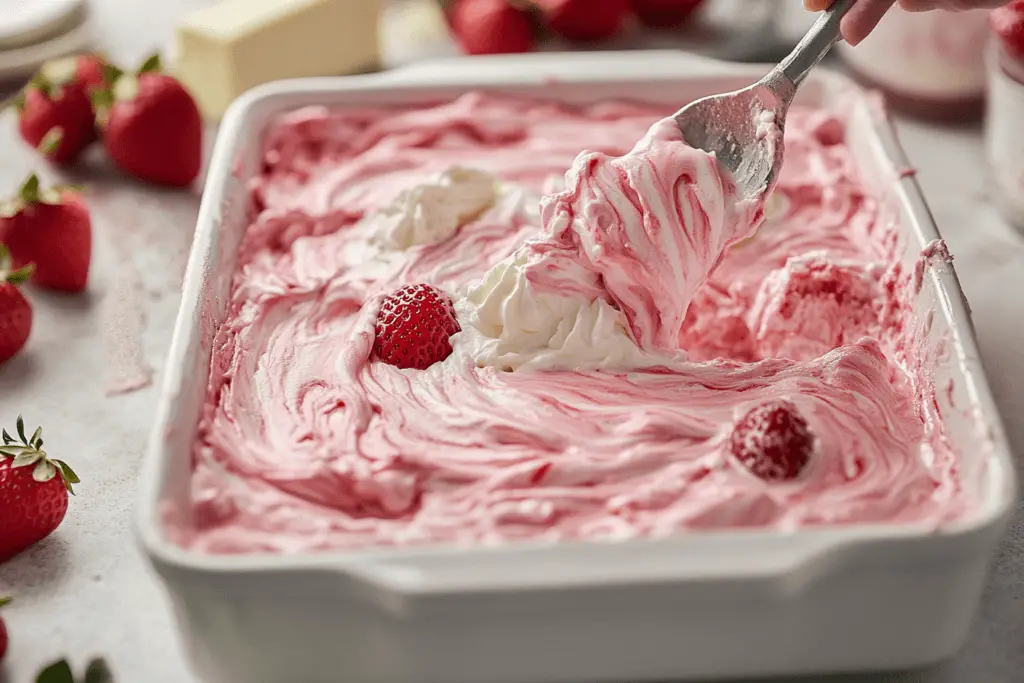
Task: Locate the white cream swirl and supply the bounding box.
[453,118,764,372]
[371,166,497,249]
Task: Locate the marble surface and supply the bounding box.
[0,2,1022,683]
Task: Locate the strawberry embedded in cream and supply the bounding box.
[729,400,815,482]
[374,284,461,369]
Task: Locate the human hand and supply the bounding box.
[804,0,1010,45]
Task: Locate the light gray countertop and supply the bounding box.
[0,2,1021,682]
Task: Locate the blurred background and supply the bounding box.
[0,0,999,125]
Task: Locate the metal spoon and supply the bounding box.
[674,0,856,200]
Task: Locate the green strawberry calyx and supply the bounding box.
[0,244,33,286]
[35,657,113,683]
[12,72,61,113]
[0,173,86,219]
[0,415,80,495]
[92,53,162,128]
[15,53,116,114]
[0,597,10,609]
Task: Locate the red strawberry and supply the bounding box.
[0,246,33,364]
[93,53,203,187]
[74,53,114,93]
[0,596,9,662]
[991,0,1024,61]
[374,284,461,369]
[629,0,705,29]
[0,174,92,293]
[536,0,628,42]
[0,417,80,564]
[14,54,113,165]
[449,0,536,55]
[728,399,815,481]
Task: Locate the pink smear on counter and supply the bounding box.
[167,93,973,554]
[101,258,153,396]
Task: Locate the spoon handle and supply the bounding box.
[776,0,857,89]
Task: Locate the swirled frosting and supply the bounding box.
[171,93,970,554]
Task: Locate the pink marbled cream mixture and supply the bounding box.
[171,93,968,554]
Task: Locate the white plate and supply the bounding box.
[0,0,90,83]
[0,0,83,49]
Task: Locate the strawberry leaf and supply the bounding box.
[31,425,43,447]
[17,414,26,442]
[12,91,25,112]
[90,87,115,127]
[39,188,64,205]
[12,450,42,468]
[40,57,78,89]
[39,127,64,156]
[36,659,75,683]
[33,459,57,482]
[0,200,24,219]
[0,445,33,457]
[138,53,162,75]
[0,597,10,608]
[101,63,123,85]
[2,428,12,444]
[19,174,41,204]
[7,263,35,286]
[27,73,53,99]
[84,659,113,683]
[55,460,80,494]
[90,87,114,110]
[0,244,11,272]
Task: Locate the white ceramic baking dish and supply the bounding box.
[137,51,1016,683]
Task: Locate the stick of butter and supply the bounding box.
[173,0,382,120]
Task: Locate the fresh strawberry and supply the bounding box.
[536,0,628,42]
[0,174,91,293]
[448,0,536,55]
[0,596,9,662]
[374,284,461,369]
[93,54,203,187]
[991,0,1024,61]
[35,658,113,683]
[0,246,33,364]
[629,0,705,29]
[728,399,815,481]
[14,54,114,165]
[74,53,114,93]
[0,417,80,564]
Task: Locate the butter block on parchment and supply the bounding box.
[173,0,382,120]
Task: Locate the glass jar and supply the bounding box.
[837,7,991,122]
[986,4,1024,231]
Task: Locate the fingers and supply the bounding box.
[897,0,937,10]
[840,0,897,45]
[804,0,898,46]
[806,0,1005,44]
[897,0,1011,9]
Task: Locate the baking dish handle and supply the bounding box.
[336,528,914,607]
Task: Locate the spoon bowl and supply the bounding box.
[673,0,856,200]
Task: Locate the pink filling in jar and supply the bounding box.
[838,7,991,122]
